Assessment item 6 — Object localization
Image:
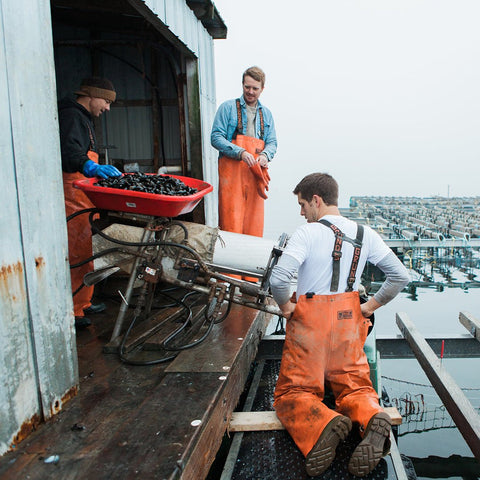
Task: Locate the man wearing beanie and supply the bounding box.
[58,77,121,329]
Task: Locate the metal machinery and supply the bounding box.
[91,214,286,341]
[73,175,285,352]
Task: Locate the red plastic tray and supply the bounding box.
[73,174,213,217]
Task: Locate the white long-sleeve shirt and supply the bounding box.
[270,215,410,306]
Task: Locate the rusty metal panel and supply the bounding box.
[0,0,78,454]
[0,11,40,456]
[127,0,219,224]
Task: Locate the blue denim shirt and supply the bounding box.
[210,95,277,161]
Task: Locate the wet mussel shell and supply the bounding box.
[95,173,198,196]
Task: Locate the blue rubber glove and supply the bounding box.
[83,160,122,179]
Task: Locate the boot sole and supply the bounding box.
[348,412,391,477]
[305,415,352,476]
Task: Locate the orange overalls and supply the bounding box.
[218,100,270,238]
[273,222,384,457]
[62,150,97,318]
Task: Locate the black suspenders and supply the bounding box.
[318,219,364,292]
[233,98,265,140]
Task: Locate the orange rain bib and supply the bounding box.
[62,151,98,316]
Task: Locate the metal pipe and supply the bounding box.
[110,225,155,342]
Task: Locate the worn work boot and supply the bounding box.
[83,302,106,315]
[75,316,92,329]
[348,412,391,477]
[305,415,352,477]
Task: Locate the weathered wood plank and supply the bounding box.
[459,311,480,342]
[229,411,283,432]
[396,312,480,459]
[166,303,269,373]
[0,300,269,480]
[228,407,402,433]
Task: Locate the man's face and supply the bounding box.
[242,75,264,106]
[298,193,319,223]
[88,97,112,117]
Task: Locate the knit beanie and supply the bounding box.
[74,77,116,102]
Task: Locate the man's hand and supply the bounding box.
[279,300,296,320]
[240,150,257,167]
[83,160,122,179]
[257,154,269,168]
[360,296,381,319]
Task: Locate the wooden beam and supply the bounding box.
[228,407,402,433]
[460,311,480,342]
[396,312,480,459]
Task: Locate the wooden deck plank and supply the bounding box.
[459,311,480,342]
[166,302,267,373]
[396,312,480,459]
[0,294,269,480]
[228,407,402,433]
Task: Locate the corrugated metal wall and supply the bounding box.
[0,0,78,455]
[53,0,220,226]
[0,0,222,455]
[140,0,219,226]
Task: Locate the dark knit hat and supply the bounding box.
[74,77,116,102]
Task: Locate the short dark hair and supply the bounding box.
[293,173,339,206]
[242,66,265,87]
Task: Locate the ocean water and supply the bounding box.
[377,287,480,471]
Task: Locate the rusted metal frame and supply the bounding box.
[108,223,155,342]
[185,59,202,180]
[151,48,161,173]
[376,334,480,359]
[396,312,480,459]
[177,70,189,176]
[459,311,480,342]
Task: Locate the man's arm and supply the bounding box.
[270,253,300,319]
[260,107,277,161]
[59,112,91,173]
[361,251,410,318]
[210,101,245,160]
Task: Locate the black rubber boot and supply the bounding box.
[75,316,92,329]
[83,302,106,314]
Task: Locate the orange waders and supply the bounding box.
[218,134,268,237]
[273,292,383,457]
[62,151,97,317]
[218,99,270,238]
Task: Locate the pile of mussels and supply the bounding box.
[95,173,198,196]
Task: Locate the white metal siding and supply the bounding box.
[0,0,222,454]
[0,0,78,455]
[142,0,219,226]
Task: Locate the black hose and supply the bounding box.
[66,207,99,222]
[118,290,213,365]
[69,247,125,269]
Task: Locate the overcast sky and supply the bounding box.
[211,1,480,238]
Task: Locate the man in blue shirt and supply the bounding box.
[211,66,277,239]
